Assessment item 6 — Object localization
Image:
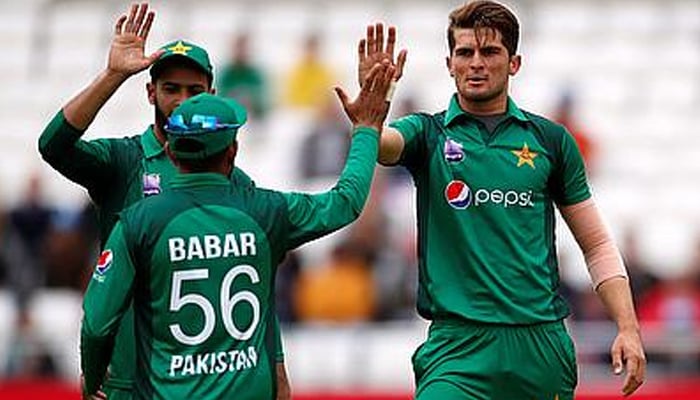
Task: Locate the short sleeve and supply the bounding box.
[551,128,592,206]
[389,114,426,169]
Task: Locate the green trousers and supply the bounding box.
[413,319,578,400]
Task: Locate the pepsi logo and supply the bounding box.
[445,180,472,209]
[95,249,113,275]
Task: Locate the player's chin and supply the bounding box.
[460,90,491,102]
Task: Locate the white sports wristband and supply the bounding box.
[385,81,397,102]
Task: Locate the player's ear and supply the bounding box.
[446,56,454,77]
[147,82,156,105]
[509,54,521,76]
[228,141,238,161]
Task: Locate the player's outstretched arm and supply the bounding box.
[63,2,163,130]
[283,62,395,249]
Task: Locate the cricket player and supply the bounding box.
[80,58,394,399]
[356,1,646,398]
[38,4,291,399]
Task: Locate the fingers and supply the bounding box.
[115,15,127,35]
[360,63,385,94]
[386,26,396,59]
[395,49,408,80]
[334,86,356,124]
[622,357,644,396]
[133,3,148,33]
[124,3,138,33]
[375,22,384,53]
[139,11,155,38]
[380,66,397,102]
[366,25,375,56]
[334,86,351,111]
[123,3,149,35]
[611,345,623,376]
[358,39,366,63]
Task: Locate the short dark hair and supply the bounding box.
[447,1,520,56]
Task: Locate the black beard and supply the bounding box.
[154,100,168,133]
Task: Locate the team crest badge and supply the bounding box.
[93,250,113,282]
[444,139,465,162]
[511,142,538,169]
[445,180,472,209]
[143,173,161,196]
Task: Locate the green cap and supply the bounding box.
[165,93,247,160]
[150,40,213,81]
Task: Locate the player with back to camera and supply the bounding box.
[80,59,396,399]
[38,3,292,399]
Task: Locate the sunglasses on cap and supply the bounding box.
[165,114,241,135]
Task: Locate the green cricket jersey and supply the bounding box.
[390,95,591,325]
[37,111,279,393]
[80,128,379,399]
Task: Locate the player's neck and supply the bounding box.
[458,93,508,116]
[153,124,167,146]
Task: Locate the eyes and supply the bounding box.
[161,84,207,96]
[454,46,503,58]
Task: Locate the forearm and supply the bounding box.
[560,199,627,288]
[333,127,380,215]
[63,69,128,130]
[596,276,640,333]
[285,127,379,247]
[80,325,115,394]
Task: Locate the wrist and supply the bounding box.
[617,321,641,334]
[102,68,130,84]
[352,125,380,136]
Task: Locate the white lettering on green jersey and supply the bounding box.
[168,232,258,262]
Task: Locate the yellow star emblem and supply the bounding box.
[167,40,192,55]
[511,142,538,169]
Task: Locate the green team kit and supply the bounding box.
[390,95,591,399]
[79,105,379,400]
[38,112,286,396]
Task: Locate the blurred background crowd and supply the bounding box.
[1,0,699,397]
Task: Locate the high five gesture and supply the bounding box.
[108,3,163,78]
[357,23,407,89]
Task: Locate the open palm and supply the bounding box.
[357,23,407,88]
[107,3,162,77]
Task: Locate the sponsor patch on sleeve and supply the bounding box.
[92,249,114,282]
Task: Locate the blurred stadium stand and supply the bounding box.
[1,0,700,398]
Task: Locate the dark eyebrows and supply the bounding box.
[160,81,207,90]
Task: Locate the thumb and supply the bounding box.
[146,49,166,66]
[334,86,351,110]
[611,346,623,375]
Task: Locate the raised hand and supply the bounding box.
[107,3,163,78]
[336,61,396,133]
[358,23,407,88]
